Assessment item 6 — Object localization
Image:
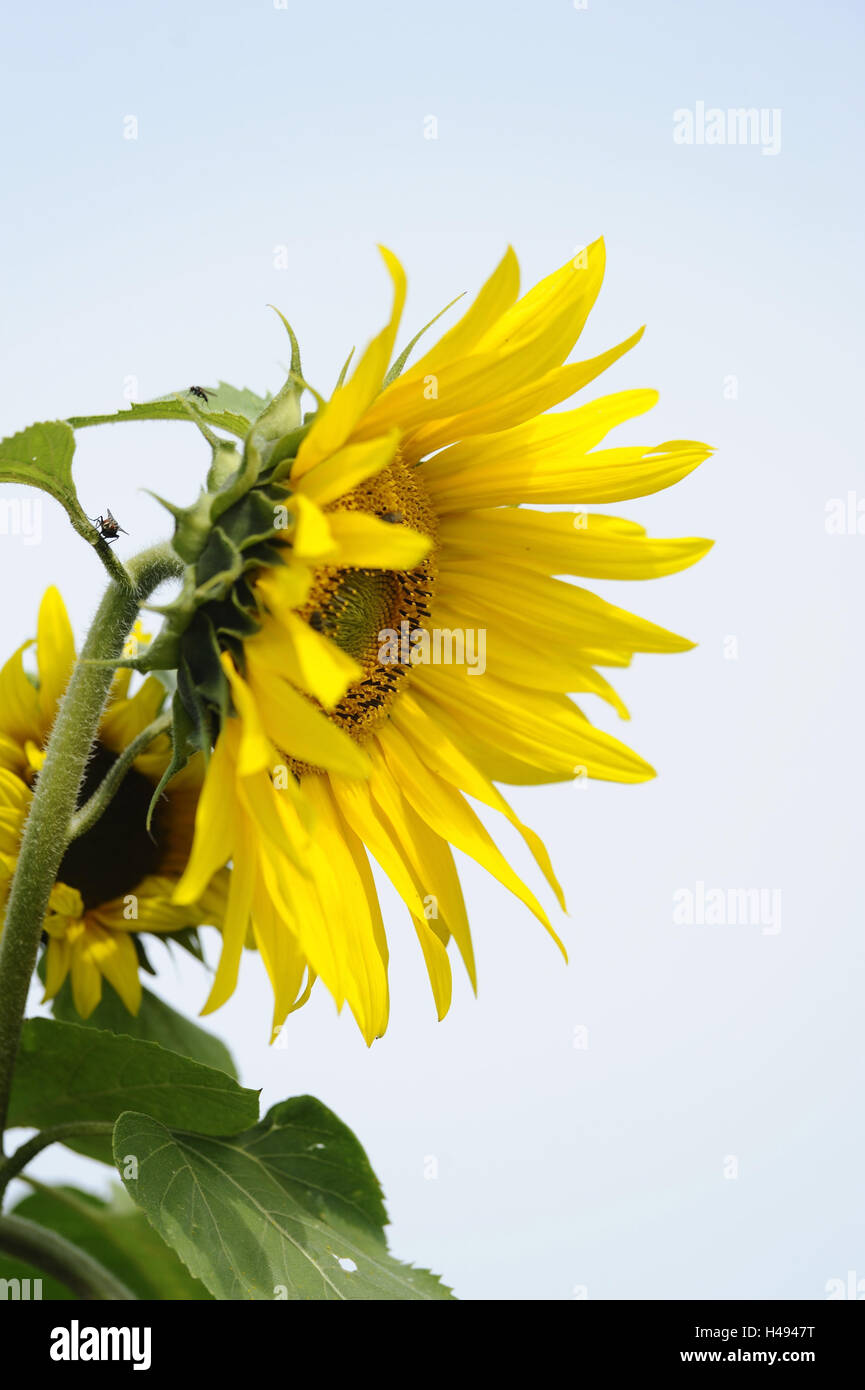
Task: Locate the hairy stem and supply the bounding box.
[0,544,182,1149]
[0,1122,115,1204]
[0,1212,136,1299]
[67,712,171,842]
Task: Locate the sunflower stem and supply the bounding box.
[0,1121,114,1203]
[0,543,183,1152]
[91,535,135,589]
[67,712,172,843]
[0,1212,136,1299]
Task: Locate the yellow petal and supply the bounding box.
[431,438,712,510]
[174,727,238,904]
[0,641,41,750]
[253,557,313,611]
[202,814,257,1014]
[412,915,452,1021]
[294,431,400,507]
[365,752,477,993]
[249,615,361,711]
[245,659,370,779]
[414,664,656,784]
[70,935,103,1019]
[248,880,312,1037]
[374,722,565,955]
[419,389,659,505]
[324,511,433,569]
[221,655,276,777]
[396,246,520,381]
[90,925,142,1014]
[37,587,76,726]
[439,508,713,580]
[431,595,630,714]
[287,492,337,561]
[41,935,72,1002]
[302,776,389,1043]
[356,242,607,440]
[476,239,606,356]
[389,693,567,911]
[401,326,645,463]
[330,773,429,922]
[293,249,406,478]
[437,562,694,656]
[47,880,85,920]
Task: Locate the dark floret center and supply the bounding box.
[56,745,162,911]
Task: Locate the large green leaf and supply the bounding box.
[114,1098,455,1301]
[49,972,238,1080]
[67,381,270,440]
[9,1019,259,1164]
[6,1185,211,1300]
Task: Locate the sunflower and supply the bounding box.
[0,589,227,1018]
[173,240,712,1043]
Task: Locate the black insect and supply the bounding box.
[91,508,128,543]
[188,385,210,402]
[380,510,404,524]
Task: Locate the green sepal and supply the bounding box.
[203,588,262,643]
[146,689,199,833]
[334,346,355,389]
[218,487,281,551]
[133,935,158,977]
[383,291,465,387]
[163,927,206,965]
[177,655,216,763]
[251,309,303,441]
[209,433,263,523]
[206,439,242,493]
[259,424,308,483]
[241,538,286,571]
[146,487,215,565]
[181,612,232,718]
[195,526,244,597]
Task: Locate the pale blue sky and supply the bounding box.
[1,0,863,1300]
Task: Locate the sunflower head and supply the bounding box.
[0,590,228,1019]
[101,242,713,1043]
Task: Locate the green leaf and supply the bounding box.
[0,421,89,529]
[49,971,238,1080]
[9,1019,258,1164]
[207,380,272,421]
[7,1185,211,1300]
[115,1097,455,1301]
[67,397,252,440]
[0,419,75,496]
[0,420,132,583]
